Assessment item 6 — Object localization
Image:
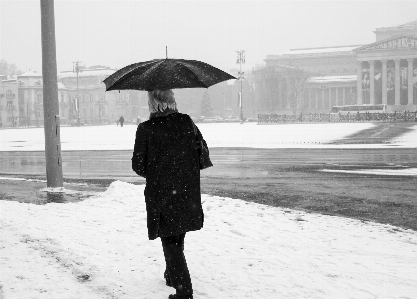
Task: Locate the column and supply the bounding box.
[382,59,387,104]
[394,59,401,105]
[350,87,353,104]
[342,87,346,105]
[369,60,375,104]
[407,58,414,105]
[335,87,339,106]
[356,61,362,105]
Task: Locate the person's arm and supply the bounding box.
[194,123,209,150]
[132,123,147,178]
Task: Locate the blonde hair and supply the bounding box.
[147,89,177,113]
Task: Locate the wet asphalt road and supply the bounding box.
[1,148,416,181]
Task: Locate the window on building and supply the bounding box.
[37,93,42,103]
[61,93,64,102]
[6,90,14,99]
[90,94,93,102]
[18,92,25,105]
[7,101,13,109]
[36,111,41,117]
[19,108,25,118]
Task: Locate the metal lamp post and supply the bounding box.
[236,50,245,124]
[73,61,83,126]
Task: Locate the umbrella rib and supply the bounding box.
[105,60,158,90]
[177,60,210,88]
[147,60,168,90]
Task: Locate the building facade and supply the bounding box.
[0,78,19,127]
[254,20,417,114]
[58,66,144,124]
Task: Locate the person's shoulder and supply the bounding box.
[140,119,152,126]
[176,112,192,121]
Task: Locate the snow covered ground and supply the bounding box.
[1,122,417,151]
[1,181,417,299]
[1,123,417,298]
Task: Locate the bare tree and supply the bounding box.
[283,69,311,115]
[0,59,23,76]
[200,90,213,117]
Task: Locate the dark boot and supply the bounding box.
[168,294,193,299]
[164,269,173,287]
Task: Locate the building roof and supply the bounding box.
[1,78,17,83]
[18,71,42,77]
[307,75,357,84]
[57,82,67,90]
[354,35,417,51]
[375,20,417,31]
[282,45,363,56]
[58,68,116,79]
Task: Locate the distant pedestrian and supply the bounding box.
[119,115,124,127]
[132,89,210,299]
[116,119,119,126]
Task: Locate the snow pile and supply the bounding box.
[1,181,416,299]
[322,168,417,176]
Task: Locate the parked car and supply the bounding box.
[202,117,218,123]
[70,119,84,126]
[246,117,258,122]
[224,116,240,122]
[192,116,205,123]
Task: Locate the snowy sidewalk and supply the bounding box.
[1,181,417,299]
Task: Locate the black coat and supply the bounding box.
[132,111,206,240]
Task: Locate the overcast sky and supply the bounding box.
[1,0,416,74]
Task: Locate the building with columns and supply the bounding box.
[0,78,18,127]
[254,20,417,114]
[58,66,146,124]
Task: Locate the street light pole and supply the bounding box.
[236,50,245,124]
[73,61,83,126]
[40,0,63,187]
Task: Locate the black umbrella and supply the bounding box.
[103,58,236,91]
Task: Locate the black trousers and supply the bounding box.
[161,233,193,296]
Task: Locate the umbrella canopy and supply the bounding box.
[103,59,236,91]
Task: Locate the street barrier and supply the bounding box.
[258,111,417,123]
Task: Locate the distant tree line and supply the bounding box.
[0,59,23,77]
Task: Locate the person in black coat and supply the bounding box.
[119,115,124,127]
[132,89,208,299]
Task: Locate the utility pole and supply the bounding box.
[40,0,63,187]
[236,50,245,124]
[73,61,83,126]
